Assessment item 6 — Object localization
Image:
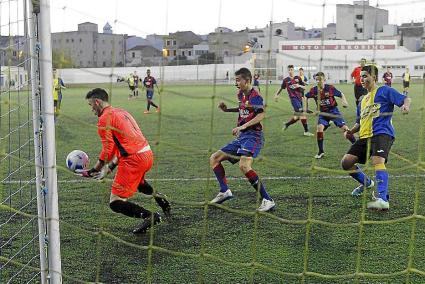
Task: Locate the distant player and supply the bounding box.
[274,65,313,136]
[253,72,260,92]
[79,88,171,234]
[341,65,411,210]
[351,58,368,106]
[127,73,135,99]
[132,71,140,97]
[143,69,160,114]
[402,67,410,95]
[305,72,355,159]
[210,67,275,212]
[299,67,312,113]
[382,67,393,87]
[53,68,66,120]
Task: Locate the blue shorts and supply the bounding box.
[290,97,303,113]
[318,108,345,128]
[146,90,154,99]
[221,131,264,164]
[253,80,259,86]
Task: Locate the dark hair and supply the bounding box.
[288,65,294,69]
[235,67,252,81]
[315,71,325,78]
[299,67,304,71]
[361,65,379,79]
[85,88,109,102]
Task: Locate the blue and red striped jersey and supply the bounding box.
[306,84,342,112]
[237,88,264,132]
[281,76,305,99]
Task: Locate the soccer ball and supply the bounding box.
[66,150,90,172]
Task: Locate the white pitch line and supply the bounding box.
[2,174,425,184]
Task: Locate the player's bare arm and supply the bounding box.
[346,123,360,135]
[340,93,349,108]
[232,112,265,136]
[401,97,411,114]
[218,102,238,112]
[274,88,283,101]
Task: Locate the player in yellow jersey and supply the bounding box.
[53,69,66,120]
[341,65,410,211]
[127,73,135,99]
[401,67,410,95]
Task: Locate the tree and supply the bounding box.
[52,50,74,68]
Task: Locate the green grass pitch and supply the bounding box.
[2,82,425,283]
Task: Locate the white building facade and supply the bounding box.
[276,39,425,83]
[336,1,388,40]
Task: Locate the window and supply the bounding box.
[356,14,363,20]
[103,61,106,67]
[79,38,82,42]
[166,40,171,46]
[173,40,176,45]
[188,51,192,56]
[173,50,176,56]
[12,51,17,56]
[275,29,282,36]
[182,51,185,56]
[71,39,74,43]
[132,52,135,58]
[357,28,363,33]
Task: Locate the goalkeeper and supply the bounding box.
[79,88,171,234]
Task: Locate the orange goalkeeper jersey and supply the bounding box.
[97,106,149,161]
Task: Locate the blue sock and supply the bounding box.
[213,164,228,193]
[375,170,389,201]
[349,165,372,186]
[245,170,272,200]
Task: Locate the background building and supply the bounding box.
[51,22,126,68]
[126,45,163,66]
[336,0,388,40]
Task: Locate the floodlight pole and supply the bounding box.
[26,0,48,283]
[39,0,62,282]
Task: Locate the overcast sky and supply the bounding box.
[46,0,425,36]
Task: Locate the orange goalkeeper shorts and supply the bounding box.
[111,149,153,198]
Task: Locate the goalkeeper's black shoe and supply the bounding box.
[162,205,172,220]
[132,212,162,234]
